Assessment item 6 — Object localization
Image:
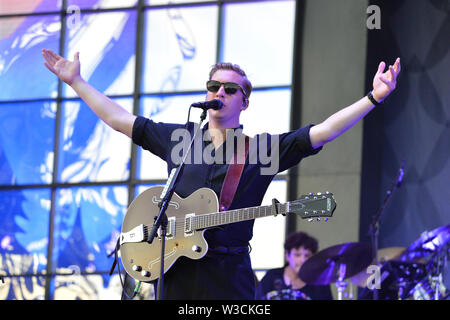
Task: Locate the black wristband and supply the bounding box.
[367,91,382,106]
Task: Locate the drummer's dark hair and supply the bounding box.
[284,232,318,254]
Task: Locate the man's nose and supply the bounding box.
[215,84,226,97]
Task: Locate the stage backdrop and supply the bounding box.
[0,0,297,300]
[360,0,450,290]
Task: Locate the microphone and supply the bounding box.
[396,160,405,187]
[191,99,223,111]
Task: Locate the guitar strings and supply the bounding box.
[148,196,331,234]
[150,203,280,235]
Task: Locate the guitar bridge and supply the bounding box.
[120,224,148,245]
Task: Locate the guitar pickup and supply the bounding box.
[120,224,148,245]
[184,213,195,236]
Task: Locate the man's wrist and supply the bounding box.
[70,75,84,88]
[367,91,383,106]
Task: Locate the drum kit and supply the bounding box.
[266,224,449,300]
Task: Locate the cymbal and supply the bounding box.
[401,224,450,261]
[378,247,405,262]
[299,242,372,285]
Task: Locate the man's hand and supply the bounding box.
[371,57,401,103]
[42,49,81,86]
[309,57,402,149]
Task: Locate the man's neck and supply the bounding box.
[206,120,242,150]
[207,117,240,131]
[206,127,229,150]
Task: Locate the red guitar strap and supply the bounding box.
[219,136,250,212]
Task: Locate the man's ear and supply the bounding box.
[242,98,249,110]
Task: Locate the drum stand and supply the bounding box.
[335,264,348,301]
[429,246,448,300]
[396,279,408,300]
[430,274,442,300]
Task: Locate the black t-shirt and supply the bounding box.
[131,117,322,299]
[256,267,334,300]
[132,117,322,248]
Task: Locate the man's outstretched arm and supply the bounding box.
[42,49,136,138]
[310,58,401,149]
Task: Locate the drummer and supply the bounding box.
[256,232,333,300]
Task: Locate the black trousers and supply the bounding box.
[155,252,256,300]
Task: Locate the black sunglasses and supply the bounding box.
[206,80,248,98]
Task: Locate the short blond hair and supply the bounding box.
[209,62,252,98]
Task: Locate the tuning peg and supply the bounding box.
[317,192,322,195]
[317,217,321,221]
[308,218,313,222]
[324,217,329,222]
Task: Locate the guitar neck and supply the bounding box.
[192,202,288,230]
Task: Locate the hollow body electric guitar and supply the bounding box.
[120,186,336,282]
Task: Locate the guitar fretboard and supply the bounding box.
[192,203,288,230]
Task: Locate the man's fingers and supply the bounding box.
[43,61,58,75]
[42,49,58,66]
[395,57,401,70]
[48,49,63,61]
[42,49,51,63]
[393,57,401,78]
[389,65,396,80]
[379,75,393,88]
[377,61,386,74]
[45,49,63,65]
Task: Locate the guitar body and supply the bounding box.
[120,186,219,282]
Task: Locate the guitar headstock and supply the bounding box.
[289,192,336,221]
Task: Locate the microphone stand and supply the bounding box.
[147,107,207,300]
[368,160,405,300]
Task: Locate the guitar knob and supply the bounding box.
[141,270,151,277]
[192,245,202,253]
[132,265,142,272]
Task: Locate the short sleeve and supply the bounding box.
[132,116,184,160]
[277,124,323,172]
